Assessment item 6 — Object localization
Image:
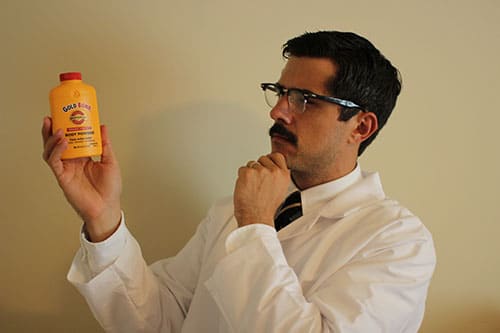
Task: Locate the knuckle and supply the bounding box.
[271,168,281,176]
[47,155,55,166]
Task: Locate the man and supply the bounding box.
[42,31,436,332]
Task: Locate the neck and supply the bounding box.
[291,160,357,190]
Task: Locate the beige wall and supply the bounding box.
[1,0,499,331]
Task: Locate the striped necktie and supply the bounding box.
[274,191,303,231]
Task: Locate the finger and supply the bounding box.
[238,166,248,177]
[41,116,53,146]
[43,128,64,162]
[267,152,288,169]
[245,160,261,169]
[257,155,276,169]
[100,125,117,165]
[46,136,68,178]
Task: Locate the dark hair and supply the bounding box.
[282,31,402,155]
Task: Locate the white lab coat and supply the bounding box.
[68,170,436,332]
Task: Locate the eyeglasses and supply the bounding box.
[260,82,362,113]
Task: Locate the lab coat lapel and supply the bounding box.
[277,171,386,241]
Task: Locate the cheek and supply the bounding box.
[299,119,334,145]
[299,121,349,157]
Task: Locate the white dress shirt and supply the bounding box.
[68,166,436,332]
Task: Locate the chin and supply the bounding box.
[270,148,293,170]
[271,138,292,152]
[271,145,289,157]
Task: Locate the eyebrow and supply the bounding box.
[275,82,317,96]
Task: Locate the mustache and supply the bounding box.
[269,123,298,146]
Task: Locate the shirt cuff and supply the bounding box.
[80,211,128,276]
[225,223,277,254]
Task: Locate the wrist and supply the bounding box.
[235,212,274,228]
[84,208,122,242]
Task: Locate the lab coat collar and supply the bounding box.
[277,170,386,241]
[319,171,386,219]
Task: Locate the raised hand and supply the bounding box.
[42,117,122,242]
[233,153,291,228]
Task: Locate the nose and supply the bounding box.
[270,96,294,124]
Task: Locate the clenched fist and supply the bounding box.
[233,153,291,228]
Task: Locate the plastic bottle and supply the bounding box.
[49,72,102,159]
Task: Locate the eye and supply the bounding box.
[302,94,315,105]
[288,91,305,105]
[305,97,315,104]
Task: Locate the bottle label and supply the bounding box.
[61,103,99,151]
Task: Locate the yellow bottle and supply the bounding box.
[49,72,102,159]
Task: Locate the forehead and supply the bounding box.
[278,56,337,94]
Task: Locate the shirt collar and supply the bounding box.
[290,164,362,215]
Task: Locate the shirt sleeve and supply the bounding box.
[84,212,128,277]
[67,211,210,333]
[205,224,322,332]
[204,216,436,333]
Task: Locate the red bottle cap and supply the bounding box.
[59,72,82,81]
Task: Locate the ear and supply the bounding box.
[349,111,378,144]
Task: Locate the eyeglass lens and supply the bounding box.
[264,86,306,113]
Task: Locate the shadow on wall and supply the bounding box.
[121,100,268,261]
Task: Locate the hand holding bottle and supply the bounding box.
[42,117,122,242]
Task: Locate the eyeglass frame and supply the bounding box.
[260,82,363,113]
